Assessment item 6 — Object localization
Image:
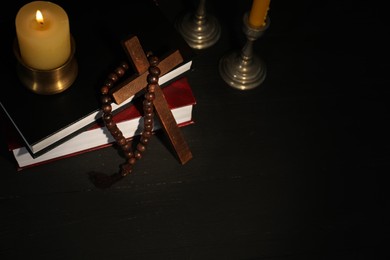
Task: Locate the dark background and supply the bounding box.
[1,0,389,259]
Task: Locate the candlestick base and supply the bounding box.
[175,0,221,50]
[219,14,269,90]
[13,37,78,95]
[219,52,266,90]
[175,12,221,50]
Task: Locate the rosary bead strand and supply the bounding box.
[99,55,160,178]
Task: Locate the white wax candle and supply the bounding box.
[15,1,71,70]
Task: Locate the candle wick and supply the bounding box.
[36,10,44,26]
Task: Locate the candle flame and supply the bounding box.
[35,10,44,25]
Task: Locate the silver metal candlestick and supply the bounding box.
[219,13,270,90]
[175,0,221,49]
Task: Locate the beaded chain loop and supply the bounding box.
[99,53,160,177]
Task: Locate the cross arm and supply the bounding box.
[110,49,184,105]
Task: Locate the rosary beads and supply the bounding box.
[99,53,161,177]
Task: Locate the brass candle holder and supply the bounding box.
[13,37,78,95]
[219,13,270,90]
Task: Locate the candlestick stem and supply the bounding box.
[219,13,270,90]
[175,0,221,49]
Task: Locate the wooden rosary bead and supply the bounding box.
[101,85,109,95]
[148,84,156,92]
[144,112,153,119]
[108,126,120,135]
[140,136,150,144]
[121,164,133,176]
[120,61,129,70]
[143,107,153,114]
[144,124,153,131]
[114,62,129,78]
[101,94,111,104]
[128,157,136,165]
[144,120,153,127]
[144,117,153,125]
[142,130,153,137]
[145,92,155,101]
[136,143,146,152]
[124,151,134,159]
[105,120,116,129]
[110,128,122,138]
[108,72,119,82]
[143,99,153,106]
[102,104,112,113]
[112,130,123,139]
[117,137,127,146]
[112,132,123,141]
[147,74,159,84]
[122,143,132,152]
[149,66,160,76]
[134,150,142,160]
[109,127,120,136]
[148,55,159,66]
[103,113,113,122]
[114,67,125,77]
[104,79,114,88]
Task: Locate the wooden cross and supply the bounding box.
[109,35,192,165]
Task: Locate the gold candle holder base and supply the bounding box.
[13,37,78,95]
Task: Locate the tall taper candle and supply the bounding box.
[15,1,71,70]
[248,0,270,28]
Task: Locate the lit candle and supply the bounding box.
[15,1,71,70]
[248,0,271,28]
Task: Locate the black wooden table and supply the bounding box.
[1,0,389,259]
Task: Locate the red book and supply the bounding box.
[1,77,196,170]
